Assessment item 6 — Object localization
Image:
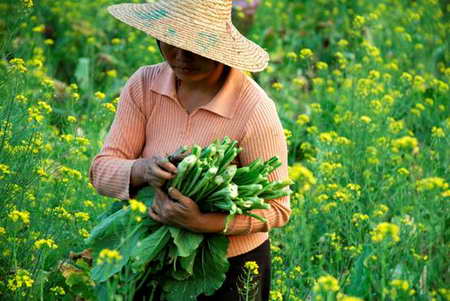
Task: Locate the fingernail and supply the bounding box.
[168,187,174,193]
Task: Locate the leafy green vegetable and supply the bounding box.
[86,137,291,300]
[162,235,229,301]
[168,227,203,257]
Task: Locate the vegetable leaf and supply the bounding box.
[162,235,229,301]
[130,225,171,269]
[168,227,204,257]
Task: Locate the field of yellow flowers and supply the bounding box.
[0,0,449,300]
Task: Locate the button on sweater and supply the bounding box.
[89,62,291,257]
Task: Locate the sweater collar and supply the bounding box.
[150,62,244,119]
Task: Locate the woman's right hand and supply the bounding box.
[131,156,178,190]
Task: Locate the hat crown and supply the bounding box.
[167,0,232,21]
[107,0,269,72]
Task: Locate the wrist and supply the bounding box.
[130,159,146,188]
[190,212,227,234]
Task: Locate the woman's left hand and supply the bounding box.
[149,187,203,232]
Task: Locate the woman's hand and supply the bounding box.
[148,187,204,232]
[131,155,178,190]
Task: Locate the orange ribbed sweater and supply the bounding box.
[89,62,291,257]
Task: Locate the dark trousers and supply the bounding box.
[134,239,271,301]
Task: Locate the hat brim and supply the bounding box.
[107,3,269,72]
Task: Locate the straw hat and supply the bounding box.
[107,0,269,72]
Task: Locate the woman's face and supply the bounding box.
[158,40,223,82]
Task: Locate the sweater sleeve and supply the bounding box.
[89,67,148,200]
[224,98,291,235]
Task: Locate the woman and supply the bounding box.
[89,1,291,300]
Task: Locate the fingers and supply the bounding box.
[168,187,192,209]
[148,206,162,222]
[168,187,184,201]
[156,157,178,174]
[151,188,176,221]
[143,156,178,188]
[149,167,174,182]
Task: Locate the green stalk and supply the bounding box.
[190,167,218,198]
[171,154,197,190]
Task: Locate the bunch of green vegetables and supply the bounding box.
[86,137,291,301]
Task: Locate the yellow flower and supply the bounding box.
[9,58,27,72]
[352,213,369,226]
[397,168,409,175]
[401,72,413,82]
[391,136,419,153]
[283,128,292,140]
[272,82,284,91]
[321,202,337,213]
[390,279,415,296]
[244,261,259,275]
[23,0,33,8]
[416,177,448,192]
[316,61,328,70]
[50,286,66,295]
[8,209,30,224]
[336,136,351,145]
[0,227,5,235]
[319,162,342,176]
[360,116,372,123]
[353,15,366,27]
[106,69,117,78]
[270,290,283,301]
[296,114,310,125]
[111,38,122,45]
[388,118,405,134]
[7,269,34,291]
[373,204,389,217]
[79,228,90,238]
[74,212,90,222]
[312,77,324,86]
[95,91,106,100]
[292,77,307,88]
[34,238,58,249]
[371,222,400,243]
[286,52,298,60]
[310,103,322,113]
[67,115,77,123]
[44,39,54,45]
[273,256,283,264]
[32,24,45,33]
[83,200,94,207]
[313,275,340,292]
[129,199,147,214]
[307,127,319,135]
[15,94,28,103]
[319,131,338,143]
[0,163,11,179]
[288,163,316,192]
[337,39,349,47]
[299,48,313,59]
[37,101,52,113]
[72,92,80,101]
[97,249,123,264]
[369,70,380,80]
[102,103,116,113]
[431,127,445,138]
